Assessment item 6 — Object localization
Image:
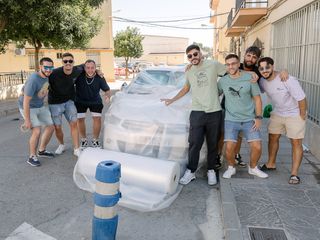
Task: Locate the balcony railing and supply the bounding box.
[236,0,268,12]
[227,9,234,28]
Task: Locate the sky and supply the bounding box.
[112,0,214,47]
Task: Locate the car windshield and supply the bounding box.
[144,70,171,85]
[125,68,185,94]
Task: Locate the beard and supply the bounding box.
[191,58,201,65]
[40,69,50,77]
[264,70,274,79]
[243,61,255,69]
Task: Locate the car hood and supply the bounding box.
[107,86,191,125]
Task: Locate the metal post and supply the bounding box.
[21,71,24,84]
[92,160,121,240]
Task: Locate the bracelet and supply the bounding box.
[255,115,263,120]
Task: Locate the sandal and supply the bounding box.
[259,164,276,171]
[235,154,247,168]
[289,175,300,184]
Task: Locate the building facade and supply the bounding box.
[210,0,320,158]
[139,35,189,65]
[0,0,115,81]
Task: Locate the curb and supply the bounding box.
[219,178,244,240]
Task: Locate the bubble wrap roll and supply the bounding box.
[73,148,181,211]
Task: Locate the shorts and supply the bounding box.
[49,100,77,125]
[268,114,305,139]
[224,120,261,142]
[19,106,53,127]
[75,102,104,118]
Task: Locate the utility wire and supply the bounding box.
[113,12,229,23]
[114,19,220,29]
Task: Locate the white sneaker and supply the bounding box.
[73,148,81,157]
[222,166,236,179]
[207,170,217,185]
[55,144,65,155]
[248,166,269,178]
[179,169,196,185]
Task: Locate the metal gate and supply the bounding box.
[271,0,320,125]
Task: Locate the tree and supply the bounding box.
[114,27,144,78]
[0,0,104,70]
[192,42,213,59]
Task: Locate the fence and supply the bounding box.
[0,71,31,88]
[271,0,320,126]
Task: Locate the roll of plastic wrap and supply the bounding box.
[73,148,181,212]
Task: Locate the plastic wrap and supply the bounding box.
[73,148,182,212]
[103,68,194,175]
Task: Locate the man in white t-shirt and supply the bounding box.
[258,57,307,184]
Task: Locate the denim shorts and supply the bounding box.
[49,100,77,125]
[224,120,261,142]
[19,106,53,127]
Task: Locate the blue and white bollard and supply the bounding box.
[92,160,121,240]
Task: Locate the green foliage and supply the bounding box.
[0,0,104,69]
[114,27,144,61]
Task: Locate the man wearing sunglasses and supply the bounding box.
[258,57,306,184]
[161,44,226,186]
[18,57,55,167]
[48,53,83,157]
[222,46,289,169]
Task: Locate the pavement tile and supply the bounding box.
[284,224,320,240]
[220,118,320,240]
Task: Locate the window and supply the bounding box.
[56,53,63,59]
[28,53,44,70]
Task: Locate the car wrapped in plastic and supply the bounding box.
[103,67,195,173]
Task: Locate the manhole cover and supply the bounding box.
[249,227,288,240]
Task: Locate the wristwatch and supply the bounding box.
[255,115,263,120]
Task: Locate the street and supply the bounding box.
[0,110,223,240]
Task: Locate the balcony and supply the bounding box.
[225,8,246,37]
[225,0,268,36]
[232,0,268,26]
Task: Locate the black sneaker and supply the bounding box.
[38,150,54,158]
[27,156,41,167]
[235,154,247,167]
[80,138,88,148]
[215,154,222,169]
[92,139,101,148]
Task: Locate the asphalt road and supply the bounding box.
[0,105,223,239]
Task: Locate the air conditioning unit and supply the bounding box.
[14,48,26,56]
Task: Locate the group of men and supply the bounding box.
[19,53,111,167]
[162,44,306,185]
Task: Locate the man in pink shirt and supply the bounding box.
[258,57,307,184]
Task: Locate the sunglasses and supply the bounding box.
[258,65,272,72]
[63,59,74,64]
[43,66,54,71]
[187,52,199,59]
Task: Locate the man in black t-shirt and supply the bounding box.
[48,53,82,157]
[75,60,111,148]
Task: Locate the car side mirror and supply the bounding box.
[121,82,128,91]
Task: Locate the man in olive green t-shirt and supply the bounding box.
[161,44,226,186]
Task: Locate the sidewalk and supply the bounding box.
[0,80,131,119]
[219,119,320,240]
[0,98,20,118]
